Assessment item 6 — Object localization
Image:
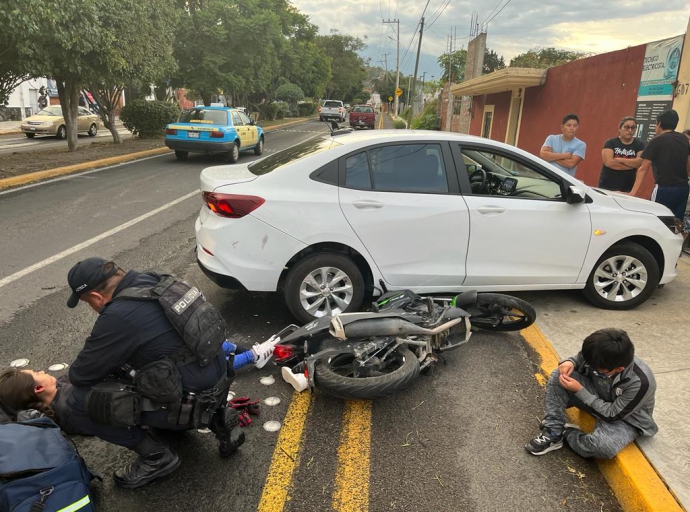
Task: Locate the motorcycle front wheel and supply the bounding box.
[313,347,420,400]
[469,293,536,332]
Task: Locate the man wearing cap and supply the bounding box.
[65,257,243,489]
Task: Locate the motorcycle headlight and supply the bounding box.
[658,215,681,235]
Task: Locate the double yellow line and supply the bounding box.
[257,394,372,512]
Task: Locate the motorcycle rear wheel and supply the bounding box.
[469,293,536,331]
[313,347,420,400]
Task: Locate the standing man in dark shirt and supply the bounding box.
[598,117,645,192]
[65,257,244,489]
[629,110,690,220]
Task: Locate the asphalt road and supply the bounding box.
[0,120,622,511]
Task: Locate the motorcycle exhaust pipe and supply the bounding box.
[330,316,464,340]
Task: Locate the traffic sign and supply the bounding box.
[388,96,393,101]
[395,88,402,97]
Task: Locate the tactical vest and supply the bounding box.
[113,271,226,367]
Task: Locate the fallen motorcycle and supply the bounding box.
[272,289,536,400]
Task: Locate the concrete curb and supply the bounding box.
[0,130,22,136]
[521,324,683,512]
[0,147,171,190]
[0,117,315,190]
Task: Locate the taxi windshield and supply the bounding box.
[179,109,228,125]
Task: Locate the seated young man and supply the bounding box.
[525,328,657,459]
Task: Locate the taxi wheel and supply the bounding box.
[175,150,188,161]
[254,137,264,155]
[88,123,97,137]
[26,133,36,138]
[56,125,66,139]
[225,142,240,163]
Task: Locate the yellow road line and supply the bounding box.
[258,391,312,512]
[521,324,682,512]
[332,400,372,512]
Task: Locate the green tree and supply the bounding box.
[0,34,29,107]
[272,10,330,99]
[316,31,367,101]
[275,83,304,110]
[1,0,109,151]
[437,49,467,83]
[172,0,284,106]
[509,47,586,68]
[371,71,397,103]
[83,0,178,142]
[483,49,506,74]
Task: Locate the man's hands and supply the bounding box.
[557,360,582,392]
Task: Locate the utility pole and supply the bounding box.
[445,29,455,131]
[383,19,400,117]
[409,17,425,121]
[379,53,390,83]
[420,71,426,107]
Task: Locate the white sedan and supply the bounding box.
[195,130,683,323]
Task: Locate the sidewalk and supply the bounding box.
[0,120,22,135]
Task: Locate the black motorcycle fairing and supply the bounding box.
[452,290,478,309]
[280,316,333,344]
[373,289,424,310]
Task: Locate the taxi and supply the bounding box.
[164,106,264,162]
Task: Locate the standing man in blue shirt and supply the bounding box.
[540,114,587,177]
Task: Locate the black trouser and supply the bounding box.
[65,386,193,450]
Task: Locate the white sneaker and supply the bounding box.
[252,335,281,369]
[281,366,308,392]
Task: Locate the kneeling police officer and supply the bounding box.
[65,257,244,488]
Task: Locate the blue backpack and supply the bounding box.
[0,417,98,512]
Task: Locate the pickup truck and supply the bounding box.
[318,100,346,122]
[349,104,376,129]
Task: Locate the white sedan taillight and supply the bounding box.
[202,192,265,218]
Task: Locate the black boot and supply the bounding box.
[113,436,181,489]
[210,406,245,457]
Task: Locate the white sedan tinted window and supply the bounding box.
[370,144,448,193]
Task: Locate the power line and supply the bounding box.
[480,0,514,30]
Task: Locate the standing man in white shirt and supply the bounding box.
[540,114,587,177]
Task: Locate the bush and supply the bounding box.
[120,100,179,138]
[258,102,279,121]
[275,83,305,105]
[394,119,407,129]
[297,102,317,116]
[273,101,290,119]
[411,99,440,130]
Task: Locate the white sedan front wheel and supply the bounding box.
[583,243,659,310]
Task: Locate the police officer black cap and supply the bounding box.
[67,257,118,308]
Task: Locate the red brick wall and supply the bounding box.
[469,91,512,140]
[466,44,657,193]
[515,44,648,188]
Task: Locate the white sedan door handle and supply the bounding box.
[353,200,384,210]
[477,206,506,215]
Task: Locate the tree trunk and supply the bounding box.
[201,91,212,106]
[89,85,123,144]
[56,78,80,152]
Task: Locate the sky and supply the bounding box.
[289,0,690,83]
